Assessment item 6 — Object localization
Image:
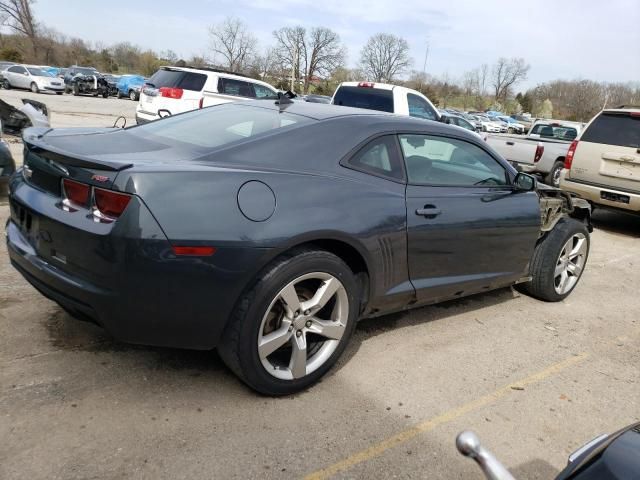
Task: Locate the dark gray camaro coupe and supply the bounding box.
[7,101,591,394]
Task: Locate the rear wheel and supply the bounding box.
[519,218,589,302]
[3,79,10,89]
[30,82,39,93]
[545,161,564,187]
[56,92,63,95]
[508,127,514,134]
[72,84,80,96]
[218,249,359,395]
[116,90,123,99]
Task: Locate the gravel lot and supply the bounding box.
[1,91,639,480]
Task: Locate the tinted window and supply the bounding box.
[218,78,255,97]
[74,68,98,76]
[148,69,206,91]
[346,136,403,180]
[253,83,276,98]
[407,93,438,121]
[399,134,507,186]
[333,86,393,113]
[581,113,640,148]
[27,68,49,76]
[8,66,25,73]
[132,104,310,149]
[530,124,578,141]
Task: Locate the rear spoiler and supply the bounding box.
[23,127,133,172]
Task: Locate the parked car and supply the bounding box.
[102,74,120,96]
[7,101,591,395]
[332,81,440,121]
[458,422,640,480]
[136,66,278,124]
[0,97,50,136]
[442,113,478,132]
[487,119,584,186]
[67,71,114,98]
[116,74,145,100]
[511,114,534,133]
[498,116,525,134]
[560,107,640,213]
[1,64,64,94]
[474,114,503,133]
[63,66,99,93]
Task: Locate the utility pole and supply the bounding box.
[290,43,298,93]
[419,38,430,92]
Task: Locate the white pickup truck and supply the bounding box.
[486,119,584,186]
[332,81,441,121]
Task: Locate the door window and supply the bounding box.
[407,93,438,121]
[253,83,276,98]
[346,135,404,181]
[399,134,507,186]
[218,78,256,98]
[8,66,26,74]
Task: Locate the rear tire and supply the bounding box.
[56,92,63,95]
[218,249,359,395]
[116,90,123,99]
[518,218,589,302]
[72,84,80,96]
[3,79,10,89]
[545,161,564,187]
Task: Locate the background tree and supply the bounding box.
[302,27,345,93]
[208,16,256,72]
[273,26,306,92]
[0,0,37,57]
[359,33,411,82]
[491,57,530,104]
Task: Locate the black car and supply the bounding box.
[0,138,16,181]
[6,101,591,394]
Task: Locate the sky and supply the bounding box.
[31,0,640,89]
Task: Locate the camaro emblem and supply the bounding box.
[91,174,109,182]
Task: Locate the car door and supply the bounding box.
[399,133,541,303]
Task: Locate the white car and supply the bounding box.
[332,81,440,121]
[473,114,503,133]
[136,66,278,124]
[498,116,525,134]
[1,64,64,94]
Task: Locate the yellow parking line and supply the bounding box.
[304,352,589,480]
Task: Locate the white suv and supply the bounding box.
[136,66,278,124]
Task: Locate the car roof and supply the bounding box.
[602,107,640,114]
[157,65,275,89]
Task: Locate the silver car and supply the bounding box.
[2,65,65,94]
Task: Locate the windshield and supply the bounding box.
[131,103,312,149]
[27,68,51,77]
[530,123,578,140]
[581,112,640,148]
[76,68,98,76]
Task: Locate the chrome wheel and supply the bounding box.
[552,166,562,187]
[258,272,349,381]
[554,233,587,294]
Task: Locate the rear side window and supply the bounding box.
[581,113,640,148]
[346,136,404,181]
[218,78,256,98]
[408,93,438,121]
[333,86,394,113]
[253,83,276,98]
[148,69,207,91]
[530,124,578,141]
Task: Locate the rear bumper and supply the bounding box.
[559,171,640,212]
[7,176,274,349]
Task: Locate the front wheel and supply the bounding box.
[30,82,39,93]
[519,218,589,302]
[72,84,80,96]
[218,249,359,395]
[56,91,63,95]
[545,161,564,187]
[129,90,138,101]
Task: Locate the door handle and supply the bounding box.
[506,141,515,146]
[416,205,442,218]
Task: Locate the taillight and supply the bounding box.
[565,140,578,170]
[94,188,132,219]
[172,246,216,256]
[159,87,183,99]
[534,143,544,163]
[357,82,375,88]
[63,178,90,206]
[198,97,204,109]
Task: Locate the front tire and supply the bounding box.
[72,84,80,96]
[519,218,589,302]
[218,249,359,395]
[129,90,139,101]
[30,82,39,93]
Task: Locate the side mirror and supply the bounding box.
[514,172,537,191]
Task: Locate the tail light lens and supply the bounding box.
[63,179,90,206]
[159,87,183,99]
[534,143,544,163]
[357,82,375,88]
[94,187,132,219]
[565,140,578,170]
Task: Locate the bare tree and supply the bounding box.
[491,57,530,103]
[359,33,411,83]
[303,27,345,93]
[273,26,306,91]
[0,0,38,56]
[208,16,257,72]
